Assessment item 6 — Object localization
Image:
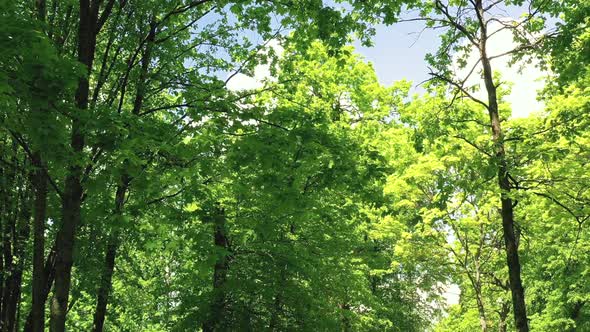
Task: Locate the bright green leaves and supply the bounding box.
[5,0,589,330]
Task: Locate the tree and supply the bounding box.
[0,0,385,329]
[1,0,589,330]
[387,1,556,330]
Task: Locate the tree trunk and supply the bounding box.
[24,245,56,331]
[50,162,83,332]
[475,1,529,330]
[92,17,154,328]
[30,1,49,329]
[203,205,229,332]
[1,141,18,332]
[268,266,287,332]
[473,262,488,332]
[50,1,99,330]
[91,235,118,332]
[3,186,31,332]
[30,152,48,332]
[498,300,510,332]
[474,287,488,332]
[91,182,126,332]
[482,58,529,332]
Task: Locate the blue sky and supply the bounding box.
[353,22,440,89]
[227,5,547,118]
[354,20,545,118]
[349,5,550,118]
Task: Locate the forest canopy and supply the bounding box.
[0,0,589,331]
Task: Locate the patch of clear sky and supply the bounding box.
[195,2,553,91]
[351,3,545,91]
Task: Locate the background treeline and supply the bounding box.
[0,0,588,331]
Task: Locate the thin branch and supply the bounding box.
[224,29,283,86]
[156,0,212,29]
[534,192,580,222]
[429,71,489,109]
[8,130,64,198]
[146,187,186,205]
[435,0,480,47]
[453,135,493,157]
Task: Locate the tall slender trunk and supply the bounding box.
[203,205,229,332]
[497,300,510,332]
[1,141,19,331]
[339,302,352,332]
[476,1,528,330]
[474,286,488,332]
[0,157,5,327]
[30,153,48,332]
[268,266,286,332]
[50,114,84,332]
[472,258,488,332]
[91,17,154,329]
[50,1,99,330]
[91,183,125,332]
[30,1,49,329]
[3,185,31,332]
[91,233,118,332]
[24,245,56,331]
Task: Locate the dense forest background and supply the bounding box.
[0,0,589,331]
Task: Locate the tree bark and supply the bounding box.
[474,286,488,332]
[3,186,31,332]
[50,0,99,330]
[92,17,154,328]
[1,141,19,332]
[91,182,126,332]
[497,300,510,332]
[91,235,118,332]
[203,205,229,332]
[24,245,56,331]
[30,1,49,329]
[472,257,488,332]
[30,152,48,332]
[476,0,529,329]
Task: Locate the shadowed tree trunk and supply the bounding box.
[30,1,50,329]
[427,0,530,329]
[1,141,19,331]
[92,16,154,329]
[50,0,103,329]
[203,205,229,332]
[3,185,31,332]
[91,182,126,332]
[268,265,287,332]
[24,246,56,331]
[497,300,510,332]
[91,233,119,332]
[475,0,528,327]
[29,153,48,332]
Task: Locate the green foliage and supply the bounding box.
[1,0,589,331]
